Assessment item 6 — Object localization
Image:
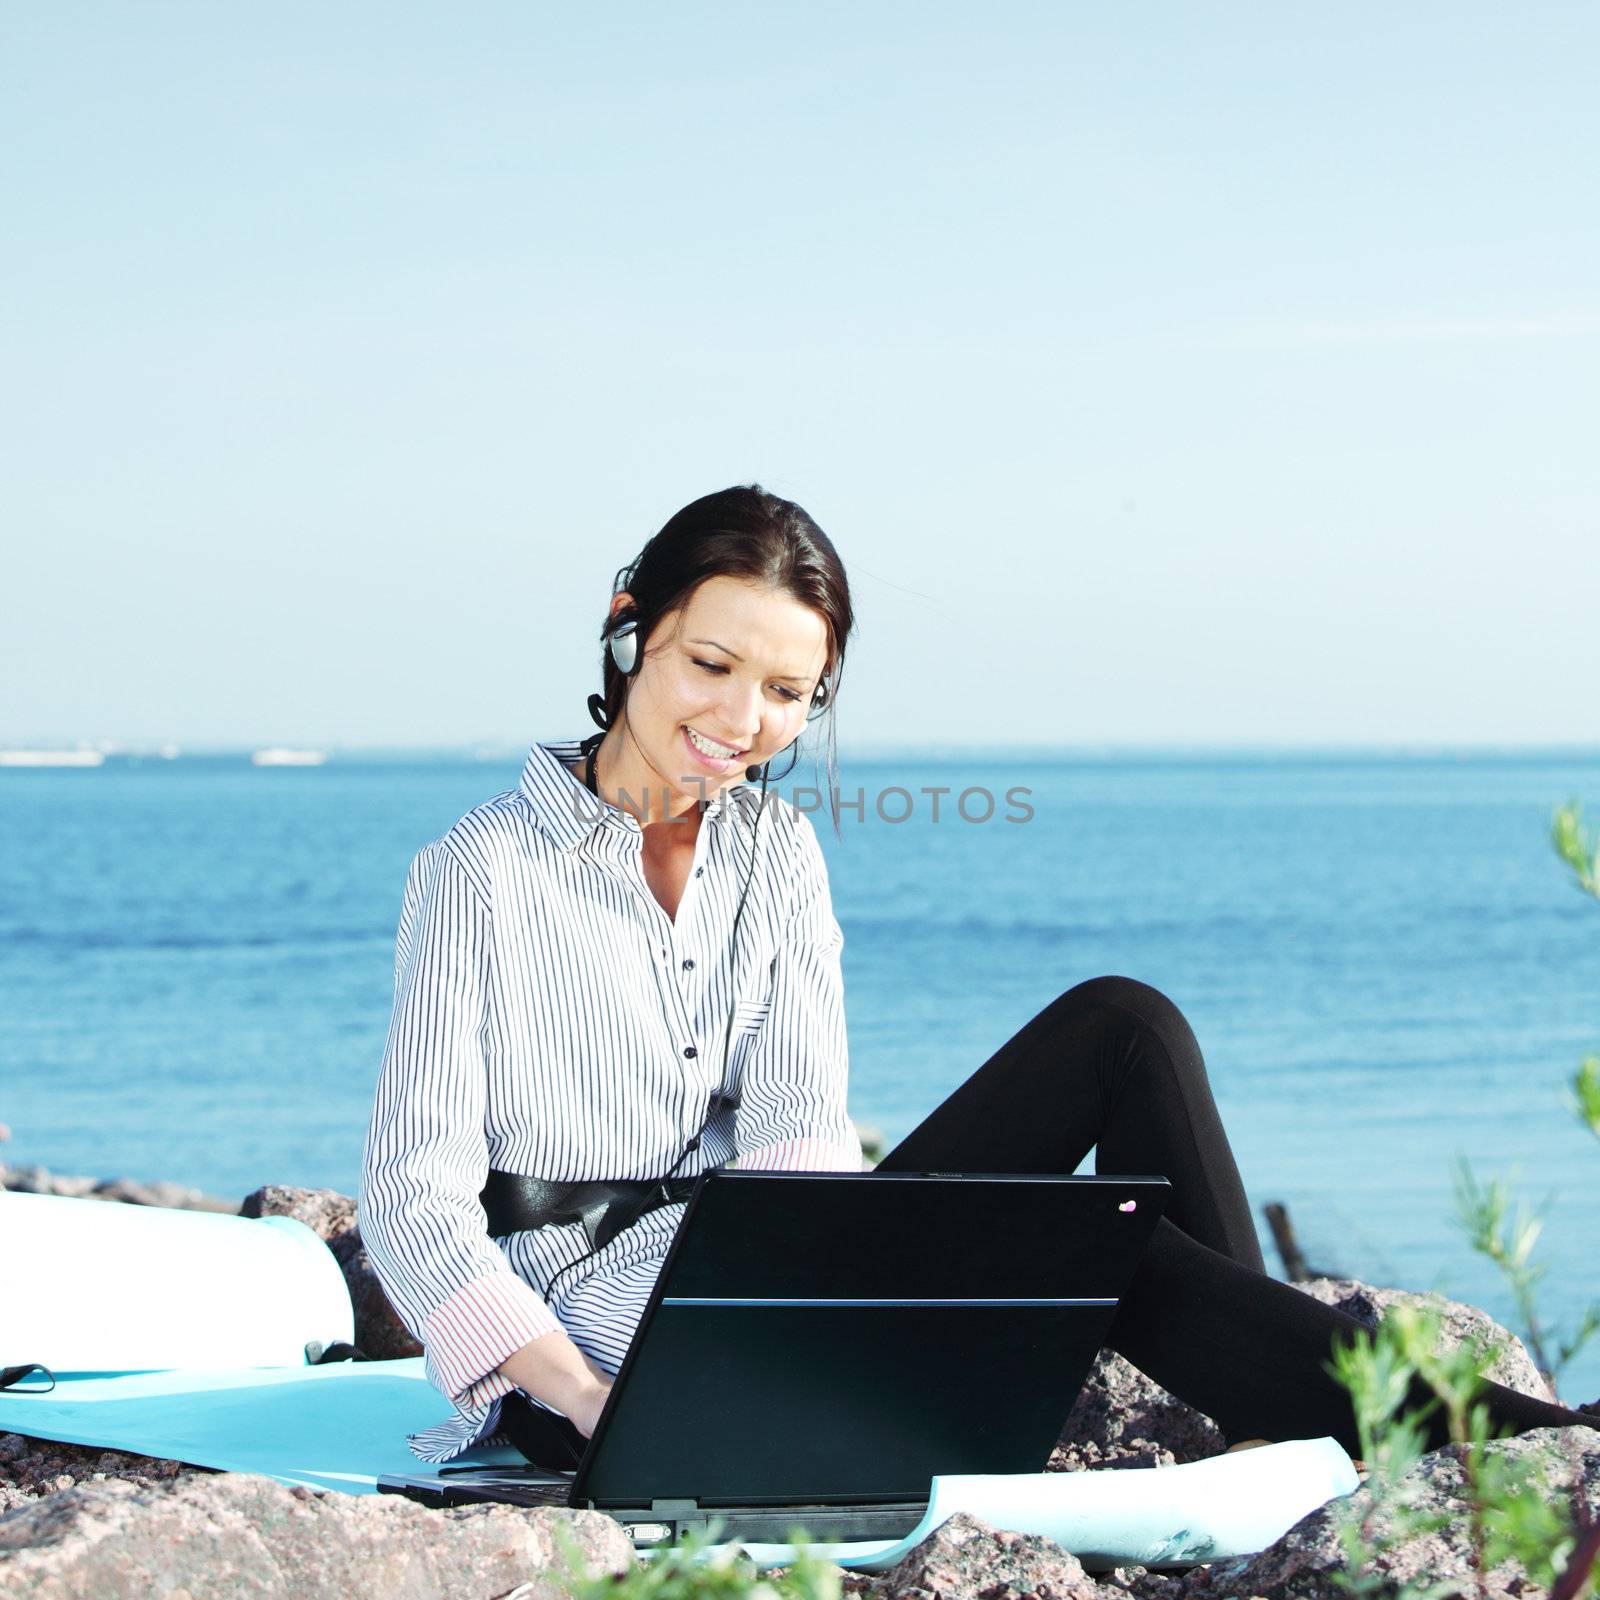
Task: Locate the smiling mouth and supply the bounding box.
[684,726,746,761]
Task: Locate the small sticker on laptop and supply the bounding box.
[1118,1199,1137,1212]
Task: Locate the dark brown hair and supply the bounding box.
[594,483,854,833]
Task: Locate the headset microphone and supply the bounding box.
[549,609,803,1300]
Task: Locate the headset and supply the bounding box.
[541,609,830,1301]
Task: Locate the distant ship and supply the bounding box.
[0,750,106,768]
[250,748,328,767]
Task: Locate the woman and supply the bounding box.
[359,483,1596,1470]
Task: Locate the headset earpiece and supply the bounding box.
[609,616,641,677]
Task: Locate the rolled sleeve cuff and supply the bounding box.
[421,1266,565,1403]
[736,1134,863,1173]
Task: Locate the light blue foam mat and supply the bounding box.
[2,1193,354,1372]
[0,1363,1357,1571]
[0,1358,526,1494]
[730,1437,1360,1570]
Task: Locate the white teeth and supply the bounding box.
[686,727,740,759]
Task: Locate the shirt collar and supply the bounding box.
[517,739,760,855]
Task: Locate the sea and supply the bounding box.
[3,747,1597,1404]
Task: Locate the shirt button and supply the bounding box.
[683,1046,698,1059]
[694,867,704,878]
[682,958,695,971]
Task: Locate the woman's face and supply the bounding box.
[617,575,830,808]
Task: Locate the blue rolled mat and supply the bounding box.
[0,1364,1357,1570]
[0,1359,526,1494]
[2,1192,352,1371]
[730,1437,1359,1570]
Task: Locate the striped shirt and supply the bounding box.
[357,738,860,1463]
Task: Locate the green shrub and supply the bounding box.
[1326,1302,1581,1598]
[1327,798,1600,1597]
[553,1519,842,1600]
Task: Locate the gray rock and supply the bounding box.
[91,1176,237,1212]
[0,1432,205,1515]
[332,1232,425,1359]
[870,1510,1119,1600]
[2,1165,99,1199]
[0,1162,235,1212]
[1054,1278,1558,1476]
[0,1470,635,1600]
[1296,1276,1556,1401]
[240,1184,357,1241]
[1055,1351,1227,1471]
[1149,1425,1600,1600]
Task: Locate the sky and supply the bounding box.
[3,3,1597,751]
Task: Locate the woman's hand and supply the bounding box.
[497,1330,613,1437]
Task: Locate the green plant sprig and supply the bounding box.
[1567,1056,1600,1142]
[1552,802,1600,901]
[551,1518,842,1600]
[1326,1302,1584,1599]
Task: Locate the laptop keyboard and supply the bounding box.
[379,1473,573,1511]
[623,1503,927,1547]
[381,1476,926,1545]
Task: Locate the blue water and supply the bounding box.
[3,750,1597,1403]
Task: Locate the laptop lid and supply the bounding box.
[572,1170,1170,1511]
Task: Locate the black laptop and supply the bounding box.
[379,1169,1169,1547]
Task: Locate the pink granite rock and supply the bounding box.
[1295,1276,1556,1400]
[0,1470,635,1600]
[871,1510,1120,1600]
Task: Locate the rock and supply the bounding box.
[1054,1278,1556,1475]
[871,1510,1119,1600]
[240,1185,421,1359]
[1055,1351,1227,1470]
[331,1232,424,1359]
[2,1165,100,1199]
[0,1470,635,1600]
[91,1176,237,1213]
[240,1185,357,1241]
[1154,1425,1600,1600]
[0,1162,235,1211]
[0,1433,205,1515]
[1295,1277,1556,1400]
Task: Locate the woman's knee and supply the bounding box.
[1051,975,1204,1057]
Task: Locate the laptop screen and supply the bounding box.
[575,1171,1169,1508]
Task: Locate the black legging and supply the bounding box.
[875,975,1598,1458]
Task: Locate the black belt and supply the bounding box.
[479,1169,700,1253]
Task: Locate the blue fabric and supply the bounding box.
[0,1359,525,1494]
[0,1364,1357,1572]
[730,1437,1359,1570]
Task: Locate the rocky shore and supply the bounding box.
[3,1156,1597,1599]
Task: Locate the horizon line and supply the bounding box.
[4,739,1599,763]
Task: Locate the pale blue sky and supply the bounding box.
[4,3,1597,750]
